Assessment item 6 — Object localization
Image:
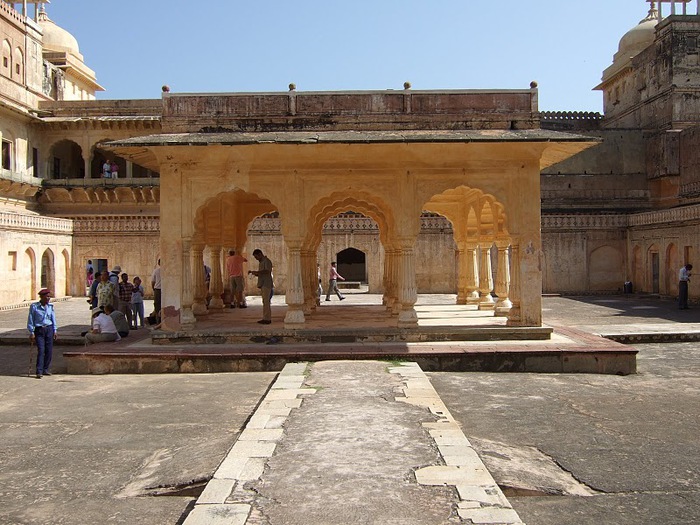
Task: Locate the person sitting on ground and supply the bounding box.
[85,307,121,344]
[104,304,129,338]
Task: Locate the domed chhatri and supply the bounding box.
[615,2,659,62]
[36,7,81,57]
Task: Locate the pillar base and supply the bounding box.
[193,302,208,316]
[284,308,306,328]
[208,297,224,310]
[466,291,481,305]
[478,295,496,310]
[397,307,418,327]
[495,298,513,317]
[181,308,197,331]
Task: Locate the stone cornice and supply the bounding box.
[628,205,700,227]
[542,214,629,230]
[0,211,73,233]
[70,216,159,233]
[248,216,453,234]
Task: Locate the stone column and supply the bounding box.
[465,243,480,305]
[180,239,196,330]
[506,243,522,326]
[455,243,470,305]
[208,246,224,310]
[301,250,316,312]
[397,245,418,327]
[192,244,208,316]
[494,242,512,317]
[84,157,91,179]
[284,245,306,327]
[478,244,495,310]
[126,161,133,179]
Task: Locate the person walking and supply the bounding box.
[151,259,161,323]
[325,261,346,301]
[226,249,248,308]
[249,249,273,324]
[27,289,57,379]
[131,276,145,329]
[679,263,693,309]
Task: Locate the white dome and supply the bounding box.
[615,7,658,61]
[37,11,80,55]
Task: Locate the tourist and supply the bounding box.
[317,263,323,305]
[325,261,346,301]
[27,288,57,379]
[104,304,129,338]
[102,159,111,178]
[131,276,145,329]
[96,271,116,309]
[151,259,161,323]
[109,265,121,308]
[226,249,247,308]
[86,266,94,288]
[85,307,120,344]
[110,160,119,179]
[249,249,273,324]
[87,270,101,309]
[118,273,134,327]
[679,263,693,309]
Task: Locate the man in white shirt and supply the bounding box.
[85,307,121,344]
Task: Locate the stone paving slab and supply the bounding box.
[184,360,524,525]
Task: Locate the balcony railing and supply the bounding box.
[0,168,43,186]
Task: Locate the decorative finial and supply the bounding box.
[643,1,659,22]
[530,81,538,89]
[403,81,411,90]
[161,85,170,93]
[289,83,296,91]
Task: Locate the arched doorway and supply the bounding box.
[665,243,679,296]
[49,140,83,179]
[40,249,55,293]
[648,245,660,294]
[24,248,36,300]
[337,247,366,283]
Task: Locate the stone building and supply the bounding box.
[0,1,698,325]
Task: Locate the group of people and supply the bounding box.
[86,265,146,344]
[101,159,119,179]
[25,252,357,377]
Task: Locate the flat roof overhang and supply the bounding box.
[102,129,599,173]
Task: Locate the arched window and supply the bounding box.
[13,47,23,81]
[1,40,11,77]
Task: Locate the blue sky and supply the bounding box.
[42,0,669,112]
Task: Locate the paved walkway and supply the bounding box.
[0,294,698,524]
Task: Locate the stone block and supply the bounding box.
[237,428,284,442]
[183,503,251,525]
[197,479,236,504]
[456,506,522,524]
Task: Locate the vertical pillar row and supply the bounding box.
[465,243,480,304]
[478,244,495,310]
[192,244,208,316]
[208,246,225,310]
[397,246,418,327]
[494,242,512,317]
[506,243,522,326]
[284,247,306,327]
[181,239,196,330]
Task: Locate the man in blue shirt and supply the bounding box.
[27,289,58,379]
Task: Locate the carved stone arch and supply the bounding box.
[647,244,660,294]
[665,243,679,296]
[91,138,115,177]
[304,192,396,251]
[193,189,277,248]
[589,245,624,291]
[62,249,70,297]
[12,46,23,80]
[632,245,643,292]
[40,248,55,294]
[49,139,84,179]
[24,247,36,300]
